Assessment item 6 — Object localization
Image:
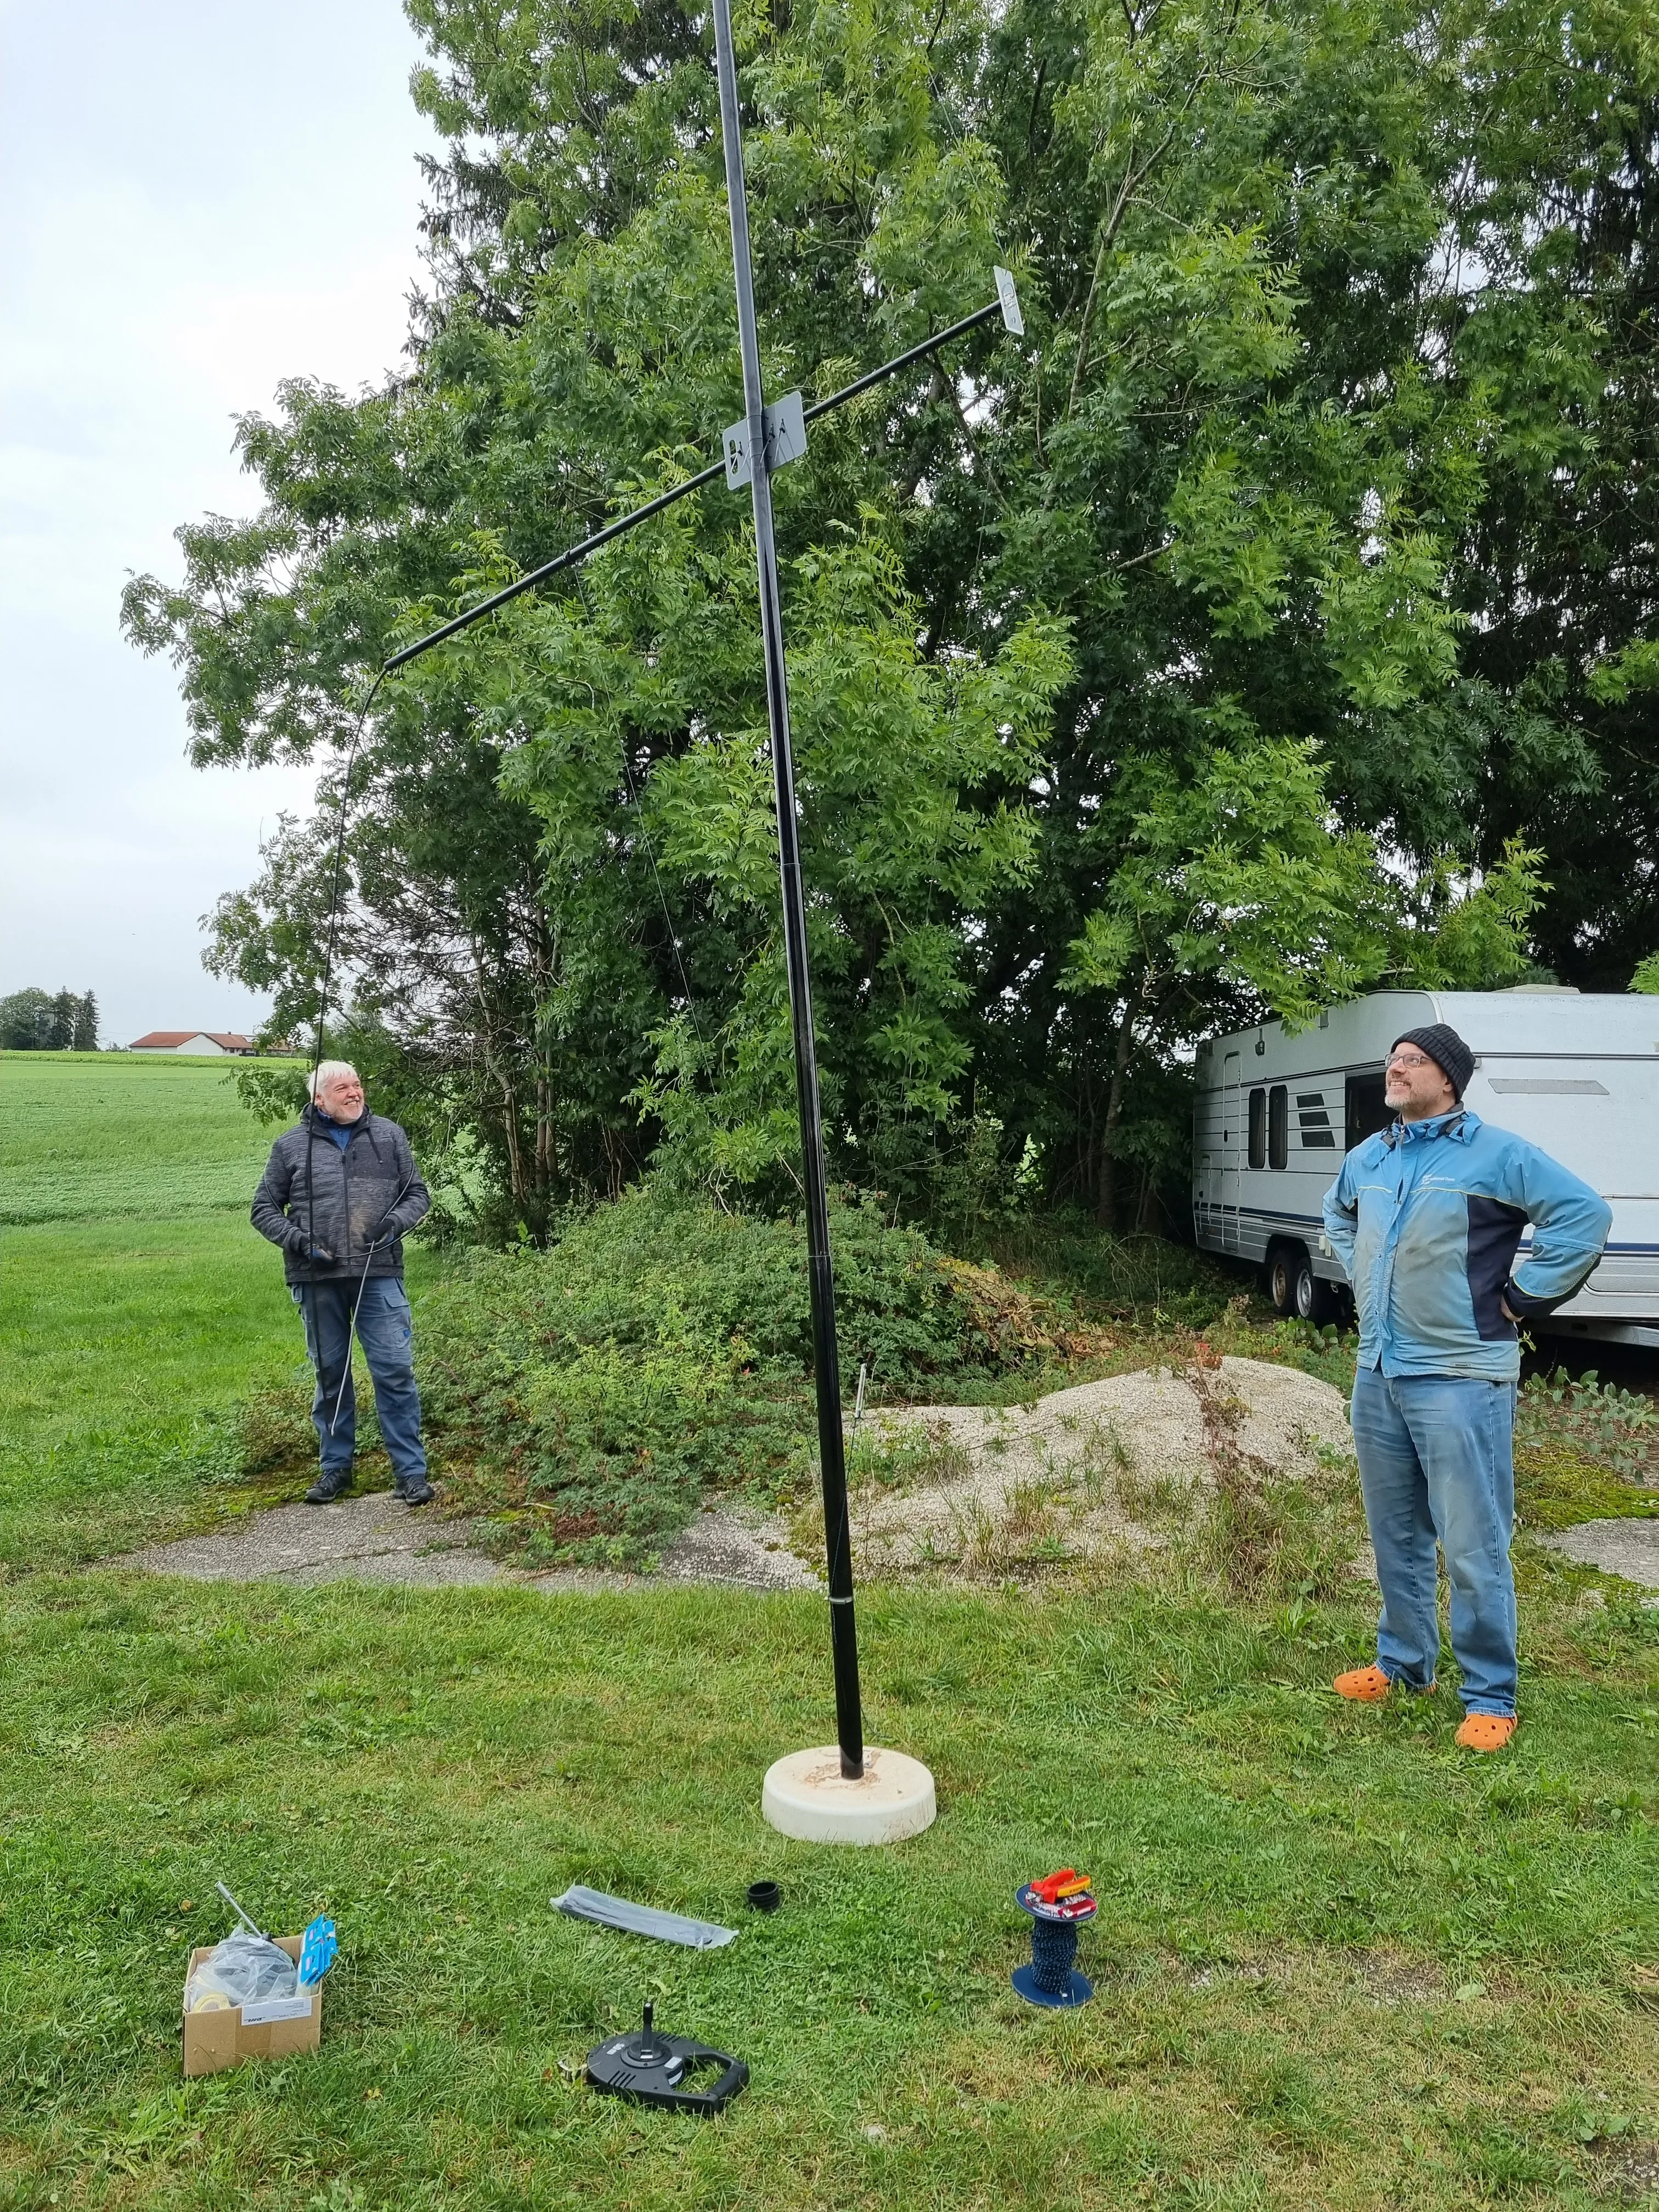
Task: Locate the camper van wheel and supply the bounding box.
[1293,1257,1337,1327]
[1267,1247,1297,1316]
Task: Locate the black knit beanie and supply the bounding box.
[1391,1023,1474,1101]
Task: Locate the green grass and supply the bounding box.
[3,1576,1657,2209]
[0,1214,301,1570]
[1,1053,285,1226]
[2,1056,1657,2209]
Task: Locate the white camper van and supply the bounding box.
[1192,989,1659,1347]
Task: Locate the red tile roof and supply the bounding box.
[129,1030,253,1051]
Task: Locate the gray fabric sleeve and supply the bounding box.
[552,1886,737,1949]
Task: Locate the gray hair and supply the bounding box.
[307,1059,360,1100]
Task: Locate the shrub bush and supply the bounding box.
[1512,1367,1659,1534]
[983,1212,1240,1328]
[416,1184,1113,1566]
[1517,1369,1658,1484]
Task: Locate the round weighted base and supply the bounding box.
[1011,1962,1093,2009]
[760,1746,936,1846]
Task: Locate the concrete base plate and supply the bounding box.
[760,1745,936,1846]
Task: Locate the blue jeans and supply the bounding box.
[1350,1365,1518,1715]
[292,1276,427,1482]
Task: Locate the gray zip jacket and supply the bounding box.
[251,1107,430,1284]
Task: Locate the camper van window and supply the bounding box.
[1297,1092,1336,1148]
[1268,1086,1288,1170]
[1248,1088,1266,1170]
[1345,1071,1391,1150]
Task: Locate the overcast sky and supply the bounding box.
[1,1,436,1046]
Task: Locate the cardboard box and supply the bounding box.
[182,1934,322,2078]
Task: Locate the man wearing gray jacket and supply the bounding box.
[251,1060,434,1505]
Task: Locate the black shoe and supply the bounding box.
[395,1476,436,1506]
[305,1469,353,1505]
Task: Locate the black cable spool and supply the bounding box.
[1012,1883,1096,2008]
[585,2001,749,2117]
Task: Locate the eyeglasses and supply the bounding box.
[1385,1053,1435,1071]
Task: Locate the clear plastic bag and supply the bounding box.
[184,1933,298,2014]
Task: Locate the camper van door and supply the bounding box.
[1221,1049,1243,1253]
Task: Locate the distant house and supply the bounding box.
[128,1030,256,1056]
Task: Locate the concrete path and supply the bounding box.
[1539,1517,1659,1589]
[114,1489,817,1595]
[109,1490,1659,1596]
[115,1493,510,1589]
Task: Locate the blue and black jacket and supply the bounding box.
[1322,1109,1611,1381]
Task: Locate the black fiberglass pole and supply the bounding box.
[711,0,864,1780]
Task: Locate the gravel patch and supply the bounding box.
[847,1356,1352,1575]
[526,1505,818,1595]
[110,1358,1354,1593]
[99,1361,1659,1604]
[113,1492,512,1588]
[657,1506,817,1590]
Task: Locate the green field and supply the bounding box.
[1,1055,1656,2209]
[1,1052,284,1226]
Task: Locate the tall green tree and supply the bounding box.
[0,989,97,1051]
[125,0,1623,1235]
[1436,0,1659,985]
[960,0,1594,1215]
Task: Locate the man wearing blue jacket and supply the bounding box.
[1322,1022,1610,1751]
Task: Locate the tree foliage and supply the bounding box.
[1,989,98,1052]
[123,0,1657,1233]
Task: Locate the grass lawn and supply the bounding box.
[1,1052,285,1227]
[2,1056,1656,2209]
[0,1214,302,1570]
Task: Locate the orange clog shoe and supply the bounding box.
[1455,1712,1517,1752]
[1333,1663,1395,1702]
[1333,1663,1436,1702]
